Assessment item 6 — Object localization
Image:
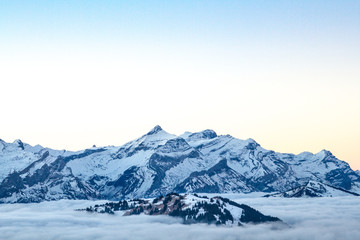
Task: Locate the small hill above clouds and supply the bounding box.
[80,193,283,226]
[1,125,360,203]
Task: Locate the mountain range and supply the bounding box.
[1,125,359,203]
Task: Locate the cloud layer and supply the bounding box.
[0,196,359,240]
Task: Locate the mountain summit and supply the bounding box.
[0,126,359,203]
[147,125,163,135]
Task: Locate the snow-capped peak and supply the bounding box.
[187,129,217,140]
[140,126,176,145]
[244,138,260,149]
[316,149,333,157]
[156,137,192,154]
[146,125,163,135]
[13,139,25,150]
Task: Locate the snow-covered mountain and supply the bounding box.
[1,126,360,203]
[264,181,360,198]
[0,139,66,182]
[80,193,282,226]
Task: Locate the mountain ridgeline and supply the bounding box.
[0,126,359,203]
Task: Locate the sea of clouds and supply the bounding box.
[0,195,359,240]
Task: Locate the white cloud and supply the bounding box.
[0,196,359,240]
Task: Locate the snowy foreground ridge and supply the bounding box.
[79,193,282,226]
[0,125,359,203]
[265,180,360,198]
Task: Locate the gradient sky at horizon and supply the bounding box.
[1,0,359,170]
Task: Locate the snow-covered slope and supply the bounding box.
[265,181,360,198]
[1,125,360,203]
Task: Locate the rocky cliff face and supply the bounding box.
[1,126,359,203]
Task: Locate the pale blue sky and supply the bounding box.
[1,1,359,169]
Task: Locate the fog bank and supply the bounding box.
[0,197,359,240]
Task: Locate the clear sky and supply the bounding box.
[1,0,359,170]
